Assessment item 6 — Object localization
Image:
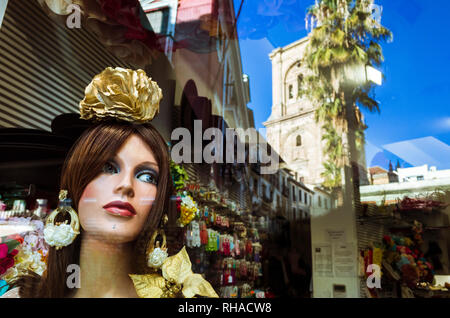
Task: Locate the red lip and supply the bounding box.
[103,201,136,217]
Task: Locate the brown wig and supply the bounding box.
[16,121,173,297]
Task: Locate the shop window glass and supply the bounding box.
[0,0,448,300]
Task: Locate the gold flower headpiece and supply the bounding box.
[80,67,163,123]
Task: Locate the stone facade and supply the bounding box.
[264,37,370,187]
[264,37,326,186]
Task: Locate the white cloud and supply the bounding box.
[436,117,450,131]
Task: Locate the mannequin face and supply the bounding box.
[78,134,159,243]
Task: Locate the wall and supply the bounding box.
[145,54,176,141]
[397,165,450,182]
[265,37,327,187]
[372,173,390,185]
[171,0,253,130]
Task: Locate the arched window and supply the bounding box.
[288,84,293,99]
[296,135,302,147]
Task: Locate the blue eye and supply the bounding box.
[102,161,119,174]
[137,170,158,185]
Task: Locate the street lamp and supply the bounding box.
[366,65,382,86]
[338,63,382,88]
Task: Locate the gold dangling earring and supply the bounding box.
[146,214,169,269]
[43,190,80,250]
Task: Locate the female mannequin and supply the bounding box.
[3,67,217,298]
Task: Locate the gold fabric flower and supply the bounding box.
[80,67,162,123]
[129,247,218,298]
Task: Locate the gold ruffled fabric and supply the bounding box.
[35,0,158,67]
[80,67,162,123]
[129,247,218,298]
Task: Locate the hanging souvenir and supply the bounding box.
[205,229,214,252]
[210,210,216,225]
[207,230,218,252]
[170,161,189,191]
[239,260,247,278]
[216,231,220,252]
[219,234,225,255]
[245,239,253,255]
[231,286,239,298]
[200,221,208,245]
[177,193,199,227]
[239,240,246,257]
[222,259,228,286]
[229,261,236,285]
[185,223,193,248]
[253,243,261,263]
[215,214,222,227]
[223,261,234,286]
[191,221,201,248]
[229,236,235,257]
[257,262,263,277]
[233,234,240,257]
[235,259,241,280]
[223,236,231,256]
[241,283,251,298]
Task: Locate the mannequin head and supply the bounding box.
[19,121,173,297]
[61,121,172,243]
[76,133,159,244]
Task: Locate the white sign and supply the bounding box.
[326,229,346,242]
[313,244,333,277]
[333,242,356,277]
